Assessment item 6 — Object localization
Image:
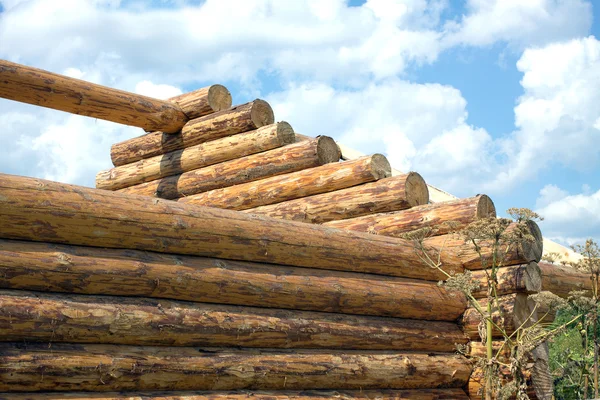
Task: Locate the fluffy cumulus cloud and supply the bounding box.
[536,184,600,245]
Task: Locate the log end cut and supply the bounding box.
[276,121,296,145]
[522,220,544,263]
[316,136,342,165]
[405,172,429,207]
[208,84,233,112]
[250,99,275,128]
[476,194,496,218]
[370,154,392,180]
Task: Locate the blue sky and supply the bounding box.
[0,0,599,245]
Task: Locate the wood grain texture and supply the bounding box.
[179,155,390,210]
[0,389,471,400]
[169,85,232,119]
[471,262,542,298]
[244,174,429,224]
[0,344,471,392]
[97,122,294,191]
[117,137,340,199]
[539,261,592,298]
[323,195,495,237]
[0,174,463,280]
[0,60,187,133]
[423,221,543,270]
[0,290,467,350]
[0,240,466,321]
[110,100,274,166]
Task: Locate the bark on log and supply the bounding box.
[538,261,592,298]
[169,85,232,119]
[461,294,538,340]
[0,60,188,133]
[423,221,543,270]
[0,344,471,392]
[0,289,466,350]
[179,155,390,210]
[244,174,429,224]
[470,262,542,299]
[117,137,340,199]
[323,195,496,237]
[0,240,466,321]
[0,175,463,280]
[110,100,274,166]
[0,389,470,400]
[97,122,295,191]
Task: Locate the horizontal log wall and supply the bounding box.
[539,261,592,298]
[0,290,467,350]
[117,137,340,199]
[0,344,471,392]
[0,240,466,320]
[111,99,274,166]
[244,174,429,224]
[0,60,188,133]
[179,155,390,209]
[0,174,462,280]
[168,85,232,119]
[97,122,295,191]
[323,195,495,237]
[470,262,542,299]
[0,389,471,400]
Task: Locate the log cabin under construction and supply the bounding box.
[0,59,590,400]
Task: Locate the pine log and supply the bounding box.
[461,293,537,340]
[0,239,466,320]
[470,262,542,299]
[169,85,232,119]
[0,59,188,133]
[179,155,390,210]
[0,344,471,392]
[0,289,466,350]
[110,100,274,166]
[244,174,429,224]
[0,175,463,280]
[117,137,340,199]
[423,221,543,270]
[0,389,471,400]
[538,261,592,298]
[323,195,496,237]
[97,122,295,191]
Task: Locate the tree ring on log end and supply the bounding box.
[522,220,543,263]
[316,136,341,165]
[208,84,233,112]
[370,154,392,179]
[250,99,275,128]
[405,172,429,207]
[276,121,295,145]
[476,194,496,218]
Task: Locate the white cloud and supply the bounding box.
[443,0,592,49]
[536,184,600,244]
[134,81,182,99]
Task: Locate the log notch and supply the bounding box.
[0,290,467,351]
[539,261,592,298]
[0,174,463,280]
[423,221,543,270]
[471,262,543,299]
[0,389,471,400]
[110,99,274,166]
[179,154,390,209]
[96,122,295,191]
[323,195,496,237]
[117,137,340,199]
[169,85,232,119]
[244,174,429,224]
[0,60,188,133]
[0,344,471,392]
[0,240,466,319]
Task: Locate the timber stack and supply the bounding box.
[0,59,569,400]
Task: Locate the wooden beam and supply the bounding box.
[169,85,232,119]
[0,59,188,133]
[470,262,542,299]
